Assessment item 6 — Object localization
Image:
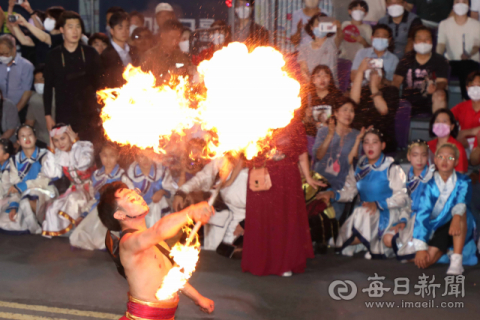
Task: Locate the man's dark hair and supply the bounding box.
[160,19,184,34]
[372,23,395,53]
[412,25,432,40]
[34,63,45,76]
[98,181,128,231]
[107,6,126,15]
[88,32,109,46]
[58,11,85,34]
[129,11,145,26]
[466,70,480,85]
[348,0,369,13]
[109,11,129,29]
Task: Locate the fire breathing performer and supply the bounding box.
[98,181,215,320]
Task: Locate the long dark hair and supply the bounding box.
[310,65,340,94]
[429,108,459,138]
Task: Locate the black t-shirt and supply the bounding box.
[352,86,399,154]
[31,32,63,65]
[394,51,449,116]
[407,0,454,23]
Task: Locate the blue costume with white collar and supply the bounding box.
[69,165,134,250]
[412,172,477,266]
[0,147,54,234]
[128,162,171,228]
[335,154,410,258]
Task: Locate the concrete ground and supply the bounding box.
[1,233,480,320]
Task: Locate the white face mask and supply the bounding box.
[34,83,45,95]
[44,18,56,32]
[212,32,225,45]
[129,24,138,36]
[453,3,469,16]
[235,6,251,19]
[387,4,404,17]
[179,40,189,53]
[0,56,13,65]
[304,0,320,9]
[413,42,432,54]
[351,10,365,22]
[468,86,480,101]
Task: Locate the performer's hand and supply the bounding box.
[173,195,185,212]
[449,214,463,236]
[414,250,430,269]
[189,201,214,225]
[233,223,244,237]
[8,185,18,195]
[195,296,214,314]
[8,209,16,222]
[306,176,327,190]
[152,190,165,203]
[315,191,335,206]
[362,202,377,215]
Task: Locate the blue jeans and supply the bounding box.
[332,202,346,220]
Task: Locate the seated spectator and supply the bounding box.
[25,64,51,147]
[298,14,342,85]
[128,11,145,36]
[351,58,399,153]
[291,0,322,48]
[192,20,231,65]
[179,27,191,54]
[101,12,132,89]
[0,90,20,145]
[155,3,176,35]
[301,65,344,135]
[105,6,126,40]
[312,96,361,219]
[363,0,386,23]
[436,0,480,101]
[351,24,398,83]
[88,33,109,56]
[378,0,422,59]
[339,0,372,62]
[130,27,153,67]
[412,143,477,275]
[452,71,480,150]
[142,20,194,85]
[393,26,449,116]
[8,6,65,65]
[233,0,269,48]
[0,35,33,115]
[427,108,468,173]
[405,0,454,28]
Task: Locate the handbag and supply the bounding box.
[249,160,272,192]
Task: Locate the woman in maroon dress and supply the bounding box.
[242,118,322,276]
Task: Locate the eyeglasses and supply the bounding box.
[436,155,456,161]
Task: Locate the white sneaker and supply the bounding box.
[281,271,292,277]
[341,245,356,256]
[364,252,372,260]
[446,253,464,275]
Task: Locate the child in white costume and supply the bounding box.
[0,126,54,234]
[0,139,14,212]
[69,142,133,250]
[42,124,96,237]
[127,149,170,228]
[173,156,247,250]
[318,129,410,258]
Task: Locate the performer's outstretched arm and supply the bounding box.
[181,282,214,314]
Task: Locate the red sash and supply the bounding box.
[120,293,179,320]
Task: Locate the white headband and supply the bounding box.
[50,126,68,138]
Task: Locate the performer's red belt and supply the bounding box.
[119,293,179,320]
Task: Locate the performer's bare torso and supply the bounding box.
[120,236,177,303]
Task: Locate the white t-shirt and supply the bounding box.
[472,0,480,16]
[291,9,314,47]
[437,17,480,61]
[363,0,386,22]
[339,21,372,62]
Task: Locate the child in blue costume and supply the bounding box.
[318,129,409,258]
[383,140,435,261]
[0,125,54,234]
[413,143,477,275]
[128,149,170,228]
[70,142,133,250]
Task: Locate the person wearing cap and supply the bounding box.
[141,19,194,85]
[233,0,269,48]
[155,3,176,33]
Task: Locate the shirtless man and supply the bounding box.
[98,181,214,319]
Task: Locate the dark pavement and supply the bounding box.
[1,233,480,320]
